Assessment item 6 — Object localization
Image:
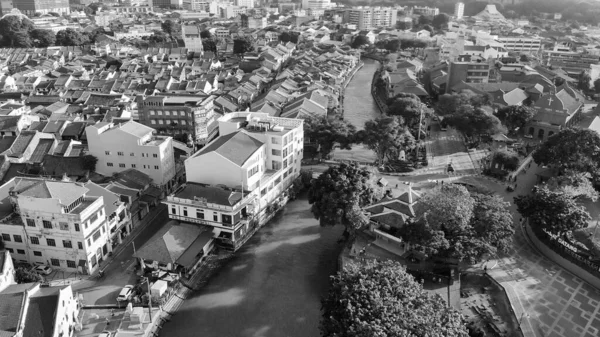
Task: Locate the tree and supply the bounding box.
[532,129,600,177]
[547,171,599,201]
[81,155,98,172]
[495,105,536,131]
[594,78,600,93]
[233,37,253,56]
[361,116,416,164]
[30,29,56,47]
[402,184,514,263]
[579,71,591,91]
[387,93,424,125]
[418,15,432,26]
[15,267,43,284]
[149,31,170,44]
[308,163,384,239]
[321,260,469,337]
[303,115,356,158]
[56,28,86,46]
[202,38,217,54]
[351,35,370,49]
[491,149,520,171]
[515,185,591,235]
[444,106,505,139]
[162,20,177,37]
[200,30,212,39]
[432,13,450,29]
[436,90,485,116]
[0,15,34,47]
[279,31,292,42]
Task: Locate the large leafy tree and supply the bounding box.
[495,105,536,131]
[436,90,489,116]
[401,184,514,263]
[579,71,591,91]
[303,115,356,158]
[361,116,416,164]
[56,28,86,46]
[432,13,450,29]
[202,38,217,54]
[532,128,600,177]
[308,163,384,239]
[15,267,43,284]
[233,37,254,56]
[30,29,56,47]
[546,171,598,201]
[161,20,178,37]
[444,106,505,138]
[0,16,34,47]
[387,93,424,126]
[515,185,591,235]
[321,260,468,337]
[351,35,370,48]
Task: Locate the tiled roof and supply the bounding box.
[13,178,88,206]
[30,139,54,163]
[133,221,204,265]
[175,183,244,206]
[0,291,24,333]
[0,116,20,132]
[195,131,264,166]
[85,181,120,216]
[22,293,59,337]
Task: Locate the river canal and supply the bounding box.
[343,58,381,129]
[160,197,344,337]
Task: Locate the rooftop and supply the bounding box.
[174,183,245,207]
[13,177,89,207]
[194,130,264,166]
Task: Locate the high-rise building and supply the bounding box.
[13,0,70,16]
[151,0,181,9]
[301,0,331,10]
[412,6,439,17]
[345,6,397,30]
[454,2,464,19]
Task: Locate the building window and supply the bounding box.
[13,234,22,242]
[222,214,232,224]
[272,161,281,170]
[31,237,40,245]
[180,111,186,116]
[165,111,170,116]
[196,210,204,219]
[47,238,56,247]
[87,238,91,246]
[154,166,159,170]
[283,148,288,157]
[151,120,156,124]
[158,120,164,124]
[118,152,124,156]
[90,213,98,224]
[153,154,158,158]
[132,164,136,168]
[150,110,156,115]
[171,207,176,214]
[74,223,80,232]
[107,162,114,167]
[213,212,218,221]
[1,233,10,241]
[51,258,60,266]
[283,159,288,168]
[183,208,188,217]
[67,260,76,268]
[5,248,13,253]
[130,153,135,156]
[59,222,69,230]
[181,120,187,125]
[119,163,126,168]
[26,218,35,227]
[33,251,42,256]
[92,230,101,242]
[63,240,72,248]
[17,249,25,255]
[42,220,52,229]
[105,151,110,155]
[90,255,97,267]
[271,149,281,156]
[78,242,83,250]
[271,137,280,144]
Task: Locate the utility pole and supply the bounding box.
[417,105,424,143]
[144,277,153,323]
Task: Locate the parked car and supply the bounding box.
[117,285,134,302]
[98,332,112,337]
[32,265,53,275]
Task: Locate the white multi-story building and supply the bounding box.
[0,178,115,275]
[345,6,397,30]
[182,25,204,53]
[183,0,209,11]
[86,121,177,191]
[412,6,439,16]
[235,0,254,8]
[496,36,541,53]
[164,112,304,251]
[301,0,331,10]
[454,2,464,19]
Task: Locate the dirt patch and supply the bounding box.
[460,273,522,337]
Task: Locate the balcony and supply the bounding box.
[170,214,244,230]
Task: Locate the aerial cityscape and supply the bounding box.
[0,0,600,336]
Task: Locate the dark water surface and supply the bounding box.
[160,198,344,337]
[343,58,381,130]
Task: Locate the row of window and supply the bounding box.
[25,218,96,232]
[149,110,188,116]
[105,151,158,158]
[172,207,234,225]
[107,163,160,170]
[150,119,188,126]
[28,236,84,249]
[5,248,80,269]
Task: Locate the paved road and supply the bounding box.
[73,205,170,305]
[423,122,484,175]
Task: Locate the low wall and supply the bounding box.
[525,222,600,289]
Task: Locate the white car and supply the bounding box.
[33,265,53,275]
[117,285,134,302]
[98,332,112,337]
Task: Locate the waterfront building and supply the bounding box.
[454,2,464,19]
[0,283,79,337]
[0,177,114,275]
[86,121,177,191]
[164,111,304,251]
[136,95,219,147]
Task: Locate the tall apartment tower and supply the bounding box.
[454,2,464,19]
